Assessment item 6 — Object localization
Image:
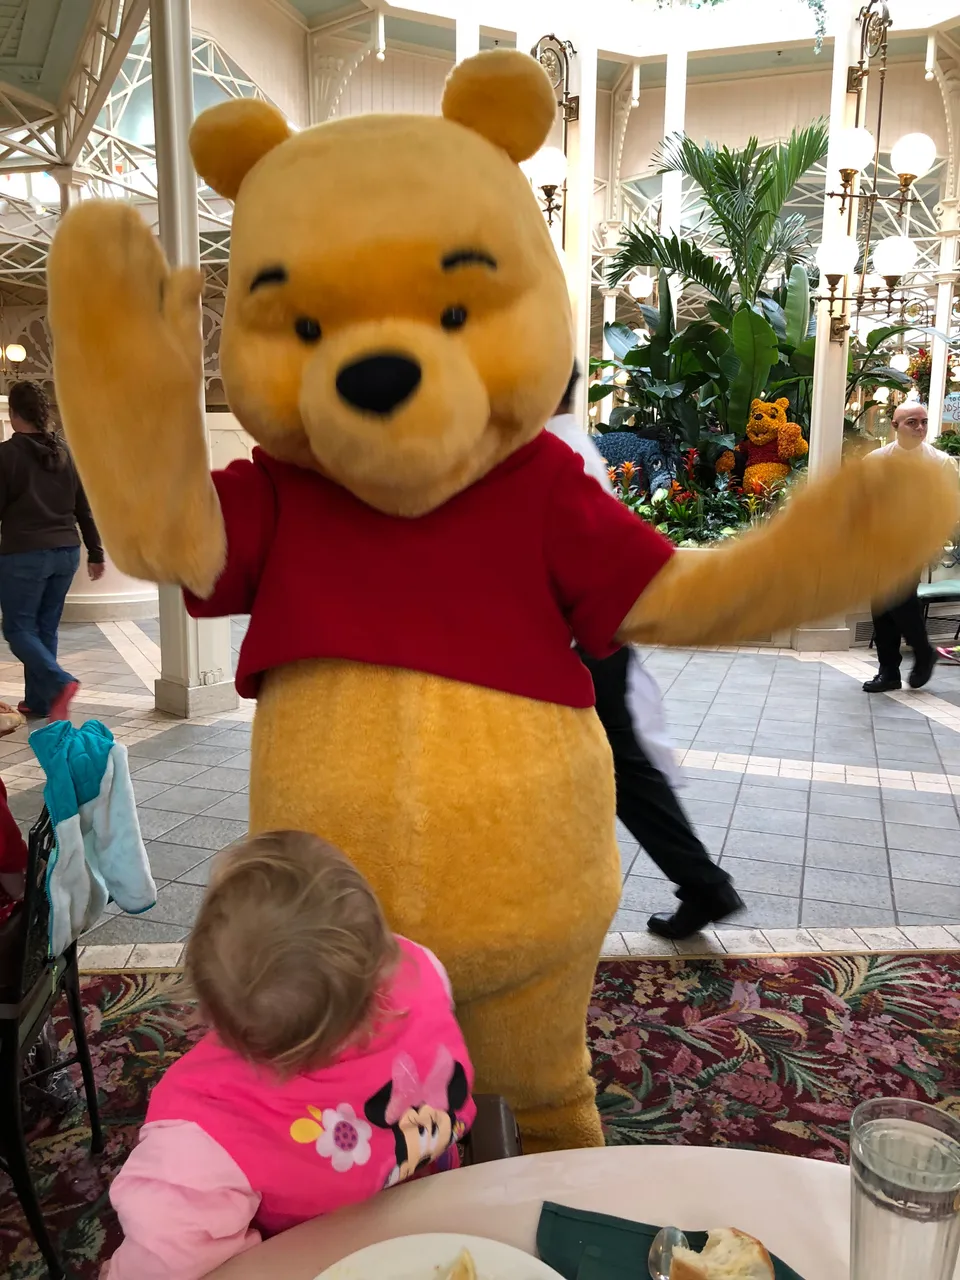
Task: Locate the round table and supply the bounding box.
[209,1146,850,1279]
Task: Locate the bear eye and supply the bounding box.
[294,316,322,343]
[441,306,468,331]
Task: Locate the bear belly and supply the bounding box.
[250,658,622,1002]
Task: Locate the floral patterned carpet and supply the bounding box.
[3,953,960,1277]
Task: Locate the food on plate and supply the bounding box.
[670,1228,774,1280]
[443,1250,477,1280]
[0,705,25,734]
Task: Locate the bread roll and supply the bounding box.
[0,709,25,733]
[670,1228,774,1280]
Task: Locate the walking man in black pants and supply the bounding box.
[548,370,743,939]
[579,646,743,939]
[863,404,949,694]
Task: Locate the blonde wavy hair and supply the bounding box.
[185,830,399,1077]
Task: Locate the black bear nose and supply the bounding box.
[336,354,422,416]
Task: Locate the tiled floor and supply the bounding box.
[2,618,959,954]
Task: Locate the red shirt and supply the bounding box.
[185,432,673,709]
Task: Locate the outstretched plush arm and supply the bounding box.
[618,449,959,647]
[47,201,225,597]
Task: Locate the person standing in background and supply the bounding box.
[0,381,104,721]
[548,369,743,940]
[863,403,953,694]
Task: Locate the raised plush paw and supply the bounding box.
[47,201,223,595]
[49,201,203,407]
[619,449,959,647]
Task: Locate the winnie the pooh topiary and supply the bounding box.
[47,50,957,1153]
[718,397,808,494]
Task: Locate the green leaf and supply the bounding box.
[637,305,661,332]
[707,301,735,330]
[656,269,674,341]
[608,406,637,430]
[607,229,736,311]
[588,383,615,403]
[603,322,639,361]
[784,263,811,349]
[791,336,817,376]
[728,308,780,434]
[866,324,913,354]
[757,296,787,339]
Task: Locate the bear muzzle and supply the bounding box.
[336,353,423,417]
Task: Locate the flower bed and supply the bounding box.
[607,449,789,547]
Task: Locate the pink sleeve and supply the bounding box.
[101,1120,262,1280]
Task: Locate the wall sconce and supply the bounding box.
[531,35,579,136]
[523,146,567,227]
[816,235,859,342]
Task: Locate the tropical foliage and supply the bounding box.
[608,123,829,311]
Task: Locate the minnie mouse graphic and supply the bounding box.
[364,1044,470,1187]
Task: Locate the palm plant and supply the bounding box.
[608,123,829,314]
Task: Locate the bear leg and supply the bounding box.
[456,945,605,1152]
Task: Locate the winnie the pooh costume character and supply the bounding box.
[47,51,957,1153]
[718,396,809,494]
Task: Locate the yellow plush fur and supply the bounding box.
[739,396,809,495]
[47,47,959,1152]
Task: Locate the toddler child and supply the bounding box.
[103,830,476,1279]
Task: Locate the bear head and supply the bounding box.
[746,397,790,447]
[189,51,573,518]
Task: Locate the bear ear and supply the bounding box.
[442,49,558,163]
[775,398,790,410]
[190,99,291,201]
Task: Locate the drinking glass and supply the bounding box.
[850,1097,960,1280]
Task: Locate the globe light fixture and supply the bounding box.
[4,344,26,364]
[890,132,937,186]
[816,236,859,285]
[834,126,876,180]
[872,236,918,285]
[872,386,891,404]
[889,351,911,372]
[614,369,629,386]
[628,273,655,301]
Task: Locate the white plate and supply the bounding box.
[315,1233,564,1280]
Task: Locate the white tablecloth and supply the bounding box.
[210,1146,850,1279]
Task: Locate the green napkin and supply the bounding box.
[536,1201,804,1280]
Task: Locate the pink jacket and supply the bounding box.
[103,939,474,1279]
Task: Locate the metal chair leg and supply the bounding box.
[0,1023,67,1279]
[62,947,103,1155]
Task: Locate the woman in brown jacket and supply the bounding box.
[0,382,104,720]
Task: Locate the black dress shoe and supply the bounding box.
[862,673,901,693]
[909,649,937,689]
[647,885,745,941]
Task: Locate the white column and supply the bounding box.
[150,0,237,718]
[795,0,862,652]
[455,19,480,64]
[565,35,598,427]
[661,41,687,238]
[661,39,687,315]
[808,0,861,481]
[928,198,959,439]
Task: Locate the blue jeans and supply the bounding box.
[0,547,80,714]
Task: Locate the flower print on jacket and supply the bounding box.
[289,1101,373,1172]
